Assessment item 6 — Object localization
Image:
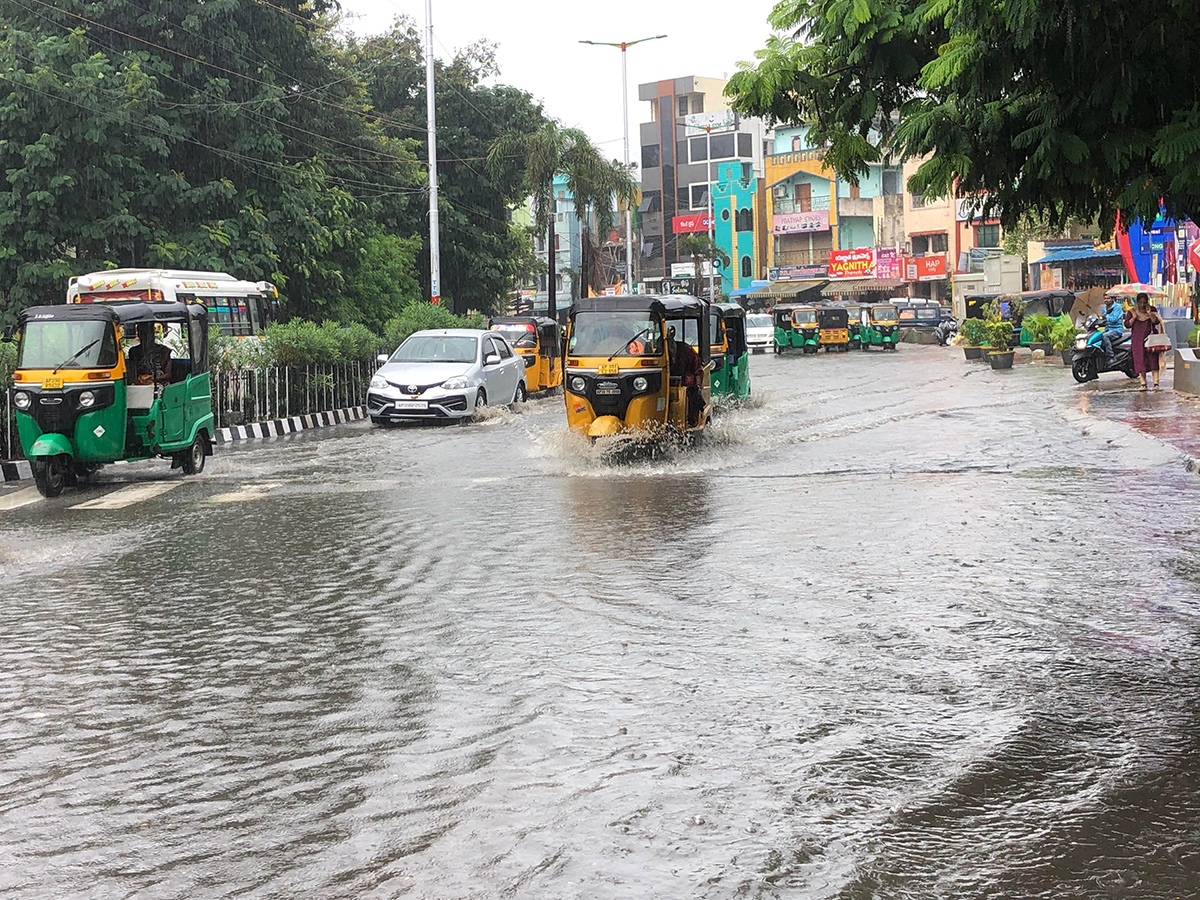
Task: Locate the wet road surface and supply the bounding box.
[2,346,1199,898]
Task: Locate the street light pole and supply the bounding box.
[425,0,441,305]
[579,34,667,295]
[706,125,714,302]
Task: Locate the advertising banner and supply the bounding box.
[769,264,828,280]
[772,211,830,234]
[875,247,900,280]
[904,255,949,281]
[828,247,876,279]
[684,110,736,137]
[672,213,712,234]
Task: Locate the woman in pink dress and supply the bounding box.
[1125,292,1163,390]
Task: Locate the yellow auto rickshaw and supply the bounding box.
[564,294,711,440]
[488,316,562,393]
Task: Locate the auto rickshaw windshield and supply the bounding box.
[569,311,662,356]
[491,324,537,349]
[17,319,120,369]
[872,306,898,321]
[793,309,817,325]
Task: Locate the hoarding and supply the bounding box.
[904,255,949,281]
[875,247,901,280]
[672,213,713,234]
[684,110,736,137]
[769,264,828,280]
[772,211,830,234]
[828,247,876,279]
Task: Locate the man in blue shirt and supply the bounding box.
[1101,298,1125,360]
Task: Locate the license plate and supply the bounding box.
[596,381,620,395]
[598,362,619,375]
[42,375,63,389]
[394,400,428,410]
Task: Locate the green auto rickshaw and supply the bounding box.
[844,305,865,349]
[863,303,900,350]
[791,306,820,354]
[710,303,751,399]
[4,299,215,497]
[773,303,799,354]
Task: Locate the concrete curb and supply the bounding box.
[1,406,368,482]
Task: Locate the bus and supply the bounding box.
[67,269,280,337]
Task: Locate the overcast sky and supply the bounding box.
[338,0,779,159]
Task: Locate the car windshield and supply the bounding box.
[491,324,537,349]
[17,319,120,369]
[748,314,771,328]
[873,306,898,320]
[793,309,817,325]
[392,335,478,363]
[568,311,662,357]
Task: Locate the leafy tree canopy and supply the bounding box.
[727,0,1200,232]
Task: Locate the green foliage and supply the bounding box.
[336,233,422,331]
[382,303,469,349]
[985,320,1015,350]
[0,339,15,387]
[727,0,1200,231]
[1024,313,1055,344]
[1050,316,1078,351]
[261,319,380,367]
[1187,325,1200,349]
[959,318,988,346]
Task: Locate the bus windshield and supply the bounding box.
[568,312,662,357]
[17,320,120,369]
[391,335,478,363]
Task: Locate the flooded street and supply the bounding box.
[2,345,1199,898]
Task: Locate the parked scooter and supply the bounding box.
[935,316,958,346]
[1071,315,1136,383]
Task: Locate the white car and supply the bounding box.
[746,313,773,353]
[367,329,526,424]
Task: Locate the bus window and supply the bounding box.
[248,295,262,334]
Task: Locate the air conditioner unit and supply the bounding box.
[772,185,789,199]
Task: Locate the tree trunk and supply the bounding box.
[581,222,590,300]
[547,221,556,324]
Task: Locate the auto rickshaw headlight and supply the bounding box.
[13,390,30,410]
[633,376,648,392]
[570,376,586,393]
[78,390,96,409]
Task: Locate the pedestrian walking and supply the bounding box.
[1125,292,1164,390]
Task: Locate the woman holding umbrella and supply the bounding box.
[1125,292,1164,390]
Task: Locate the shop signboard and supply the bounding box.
[904,255,949,281]
[828,247,876,279]
[684,110,737,137]
[672,213,713,234]
[956,196,997,222]
[660,277,696,295]
[1041,266,1064,290]
[772,211,830,234]
[875,247,901,280]
[769,264,828,280]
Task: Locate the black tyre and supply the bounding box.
[181,435,206,475]
[512,381,527,406]
[1124,366,1137,379]
[1071,357,1095,384]
[32,455,67,498]
[461,389,485,425]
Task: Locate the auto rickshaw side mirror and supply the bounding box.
[1,326,13,343]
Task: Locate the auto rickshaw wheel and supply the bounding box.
[32,456,67,499]
[181,435,206,476]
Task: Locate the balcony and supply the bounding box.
[773,195,831,215]
[775,247,831,267]
[839,196,874,217]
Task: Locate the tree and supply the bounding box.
[726,0,1200,232]
[676,233,731,298]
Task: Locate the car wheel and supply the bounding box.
[512,381,527,407]
[461,389,486,425]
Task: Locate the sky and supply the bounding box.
[337,0,779,160]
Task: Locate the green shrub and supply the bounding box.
[1187,324,1200,349]
[985,320,1015,350]
[263,319,341,366]
[1023,313,1055,344]
[1050,316,1078,351]
[330,321,381,363]
[960,317,988,346]
[0,339,15,387]
[382,303,468,350]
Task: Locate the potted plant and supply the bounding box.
[987,320,1016,369]
[1024,313,1055,354]
[1050,316,1078,366]
[960,318,988,359]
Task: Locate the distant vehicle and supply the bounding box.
[368,329,526,424]
[68,269,279,338]
[817,306,850,352]
[1072,316,1135,383]
[488,316,562,393]
[709,303,751,399]
[746,313,773,352]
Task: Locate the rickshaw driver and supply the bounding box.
[127,322,172,385]
[666,325,703,426]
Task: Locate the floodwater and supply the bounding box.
[2,346,1199,898]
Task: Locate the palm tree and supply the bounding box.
[489,122,637,319]
[676,233,731,299]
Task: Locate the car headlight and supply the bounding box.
[13,390,30,410]
[369,374,388,390]
[570,376,586,393]
[441,376,469,390]
[78,390,96,408]
[632,376,648,392]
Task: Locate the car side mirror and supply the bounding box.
[1,326,13,343]
[484,354,501,367]
[376,354,388,365]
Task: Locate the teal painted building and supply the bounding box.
[711,161,765,296]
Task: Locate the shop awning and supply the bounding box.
[749,279,827,298]
[1030,248,1122,265]
[821,278,905,296]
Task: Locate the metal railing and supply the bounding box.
[2,362,371,461]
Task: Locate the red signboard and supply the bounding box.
[828,247,876,279]
[904,255,948,281]
[672,213,713,234]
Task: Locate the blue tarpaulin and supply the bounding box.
[1030,247,1122,265]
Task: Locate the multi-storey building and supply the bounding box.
[637,75,771,290]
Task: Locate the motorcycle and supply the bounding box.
[935,316,958,346]
[1071,315,1136,384]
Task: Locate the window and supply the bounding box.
[930,233,949,253]
[690,184,709,209]
[555,273,563,291]
[791,135,803,152]
[741,162,753,183]
[721,208,731,221]
[794,182,812,212]
[882,169,900,195]
[557,190,565,200]
[639,190,660,213]
[677,141,688,166]
[641,144,660,169]
[678,95,690,117]
[554,233,560,251]
[692,95,704,114]
[537,234,545,252]
[689,137,707,162]
[711,134,735,159]
[677,186,690,210]
[741,255,752,278]
[736,208,753,232]
[976,224,1001,247]
[495,337,513,359]
[911,192,927,208]
[737,133,752,158]
[849,184,861,200]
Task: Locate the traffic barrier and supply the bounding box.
[1173,348,1200,396]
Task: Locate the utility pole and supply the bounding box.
[425,0,441,305]
[706,124,715,302]
[578,34,667,295]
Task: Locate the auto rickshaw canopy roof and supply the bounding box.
[710,303,747,321]
[18,300,207,327]
[571,293,708,318]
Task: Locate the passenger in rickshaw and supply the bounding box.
[127,322,172,385]
[666,325,703,425]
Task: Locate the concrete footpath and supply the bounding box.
[1074,366,1200,467]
